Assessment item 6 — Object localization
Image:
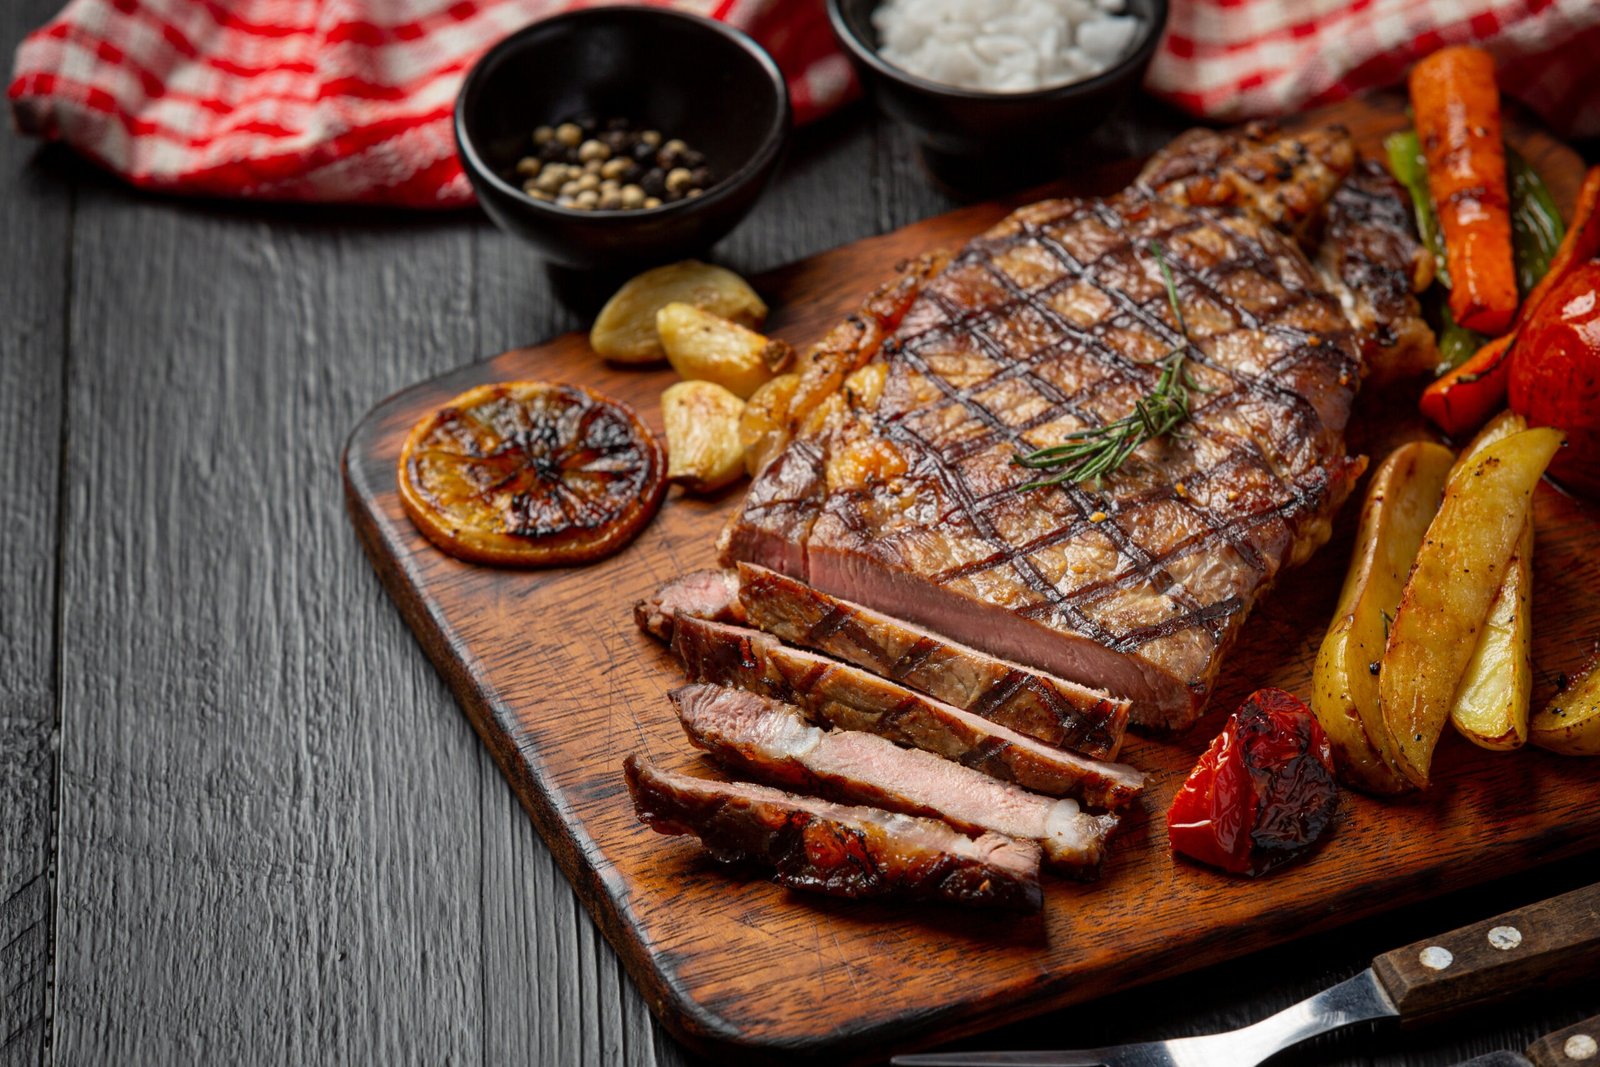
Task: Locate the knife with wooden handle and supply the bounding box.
[893,882,1600,1067]
[1456,1014,1600,1066]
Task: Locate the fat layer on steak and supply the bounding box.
[736,562,1128,758]
[670,683,1117,876]
[623,755,1044,910]
[670,615,1145,810]
[721,129,1365,730]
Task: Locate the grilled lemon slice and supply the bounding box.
[398,381,666,567]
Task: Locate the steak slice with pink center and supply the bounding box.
[670,615,1145,811]
[736,562,1128,758]
[623,755,1043,910]
[670,683,1118,877]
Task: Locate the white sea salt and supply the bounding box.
[872,0,1142,93]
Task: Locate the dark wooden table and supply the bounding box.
[4,2,1597,1062]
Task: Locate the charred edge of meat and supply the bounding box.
[622,755,1044,910]
[734,562,1129,760]
[669,615,1146,812]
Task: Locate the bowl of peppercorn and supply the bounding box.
[455,7,791,270]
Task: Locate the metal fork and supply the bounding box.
[892,882,1600,1067]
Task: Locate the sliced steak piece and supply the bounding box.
[670,684,1117,877]
[721,133,1365,731]
[634,569,744,641]
[671,615,1145,811]
[622,755,1043,910]
[1315,160,1439,385]
[736,562,1128,758]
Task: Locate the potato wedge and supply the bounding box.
[1448,521,1532,749]
[662,380,746,493]
[591,261,767,364]
[1313,441,1454,794]
[1531,654,1600,756]
[739,372,800,476]
[657,302,791,399]
[1448,410,1533,751]
[1380,427,1563,786]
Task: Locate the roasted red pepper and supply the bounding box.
[1422,164,1600,437]
[1167,688,1339,876]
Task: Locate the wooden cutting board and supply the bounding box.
[343,92,1600,1064]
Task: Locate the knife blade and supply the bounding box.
[892,882,1600,1067]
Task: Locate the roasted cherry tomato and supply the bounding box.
[1509,260,1600,497]
[1167,688,1339,876]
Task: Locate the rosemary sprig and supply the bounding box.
[1014,241,1203,491]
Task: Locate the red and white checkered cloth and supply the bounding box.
[1147,0,1600,138]
[9,0,1600,208]
[5,0,853,206]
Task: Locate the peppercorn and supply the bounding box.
[516,117,714,211]
[664,167,693,195]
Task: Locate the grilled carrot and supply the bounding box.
[1409,46,1517,335]
[1422,164,1600,436]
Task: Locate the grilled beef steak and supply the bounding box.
[1135,121,1354,247]
[634,568,744,642]
[671,684,1118,876]
[736,562,1128,758]
[721,127,1366,730]
[1315,159,1438,384]
[623,755,1043,910]
[671,615,1145,810]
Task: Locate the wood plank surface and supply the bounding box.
[344,93,1600,1063]
[0,2,72,1062]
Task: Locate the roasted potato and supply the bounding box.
[739,372,799,476]
[1380,427,1563,786]
[1448,411,1534,751]
[1530,654,1600,756]
[591,261,768,364]
[657,302,791,398]
[1313,441,1454,794]
[662,380,746,493]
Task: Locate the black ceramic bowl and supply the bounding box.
[455,8,790,270]
[827,0,1167,158]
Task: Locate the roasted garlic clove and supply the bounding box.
[662,380,747,493]
[738,372,800,476]
[657,302,790,399]
[590,261,767,364]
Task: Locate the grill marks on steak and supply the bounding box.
[722,170,1364,730]
[1315,159,1439,385]
[670,615,1145,811]
[736,563,1128,758]
[624,755,1044,910]
[670,684,1116,876]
